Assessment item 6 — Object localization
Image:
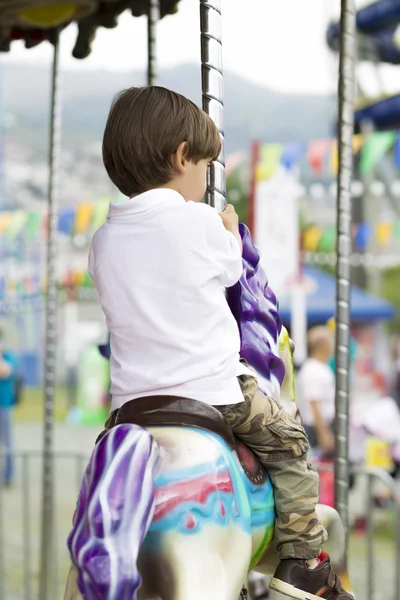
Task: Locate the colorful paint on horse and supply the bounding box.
[148,428,275,566]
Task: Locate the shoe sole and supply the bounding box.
[269,577,355,600]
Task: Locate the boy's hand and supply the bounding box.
[219,204,242,253]
[219,204,239,234]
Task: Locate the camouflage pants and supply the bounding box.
[218,373,328,560]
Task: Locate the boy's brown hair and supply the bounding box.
[102,86,221,197]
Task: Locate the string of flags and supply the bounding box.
[0,268,95,300]
[302,219,400,252]
[304,251,400,270]
[256,130,399,181]
[0,197,111,241]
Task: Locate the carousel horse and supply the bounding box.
[64,225,353,600]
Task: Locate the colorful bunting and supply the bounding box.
[303,226,322,251]
[355,223,372,250]
[329,135,364,175]
[307,139,333,177]
[394,132,400,169]
[75,203,94,235]
[25,211,42,240]
[254,132,400,178]
[360,131,396,175]
[92,198,110,231]
[317,227,336,252]
[376,222,393,247]
[301,219,400,250]
[256,144,283,181]
[393,218,400,239]
[5,211,27,240]
[0,212,12,236]
[58,207,75,235]
[352,134,364,155]
[280,143,306,172]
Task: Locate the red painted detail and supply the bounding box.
[186,514,196,530]
[220,501,226,518]
[154,472,233,522]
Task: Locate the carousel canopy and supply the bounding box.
[278,266,396,324]
[327,0,400,65]
[0,0,180,59]
[354,94,400,132]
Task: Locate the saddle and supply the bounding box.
[115,396,267,485]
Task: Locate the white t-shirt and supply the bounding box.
[296,358,335,426]
[88,189,253,411]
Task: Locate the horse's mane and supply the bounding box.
[68,425,157,600]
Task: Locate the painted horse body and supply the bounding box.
[66,422,276,600]
[65,225,353,599]
[65,419,350,600]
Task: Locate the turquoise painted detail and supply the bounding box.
[149,428,275,544]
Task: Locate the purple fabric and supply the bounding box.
[226,224,285,394]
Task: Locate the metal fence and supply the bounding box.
[0,453,399,600]
[0,451,88,600]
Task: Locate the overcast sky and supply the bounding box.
[3,0,400,95]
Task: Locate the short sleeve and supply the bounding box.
[198,204,242,287]
[88,236,97,283]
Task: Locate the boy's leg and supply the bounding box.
[217,376,353,599]
[218,375,326,560]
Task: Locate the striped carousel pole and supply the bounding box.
[334,0,356,546]
[200,3,254,598]
[200,0,226,211]
[147,0,160,85]
[39,28,62,600]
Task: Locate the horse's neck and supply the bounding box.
[226,224,298,417]
[226,225,285,395]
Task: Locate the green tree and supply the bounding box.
[226,167,248,224]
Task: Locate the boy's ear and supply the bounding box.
[172,141,189,174]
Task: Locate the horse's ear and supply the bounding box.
[278,328,298,419]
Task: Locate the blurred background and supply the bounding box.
[0,1,400,599]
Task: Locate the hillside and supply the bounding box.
[2,62,335,156]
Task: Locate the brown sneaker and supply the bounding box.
[269,552,354,599]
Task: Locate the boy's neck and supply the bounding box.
[130,181,184,200]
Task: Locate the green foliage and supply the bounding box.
[382,266,400,330]
[226,168,248,224]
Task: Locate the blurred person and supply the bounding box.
[297,326,335,458]
[0,330,18,487]
[88,86,353,599]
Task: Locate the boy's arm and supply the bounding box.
[219,205,242,254]
[202,204,243,288]
[310,401,335,455]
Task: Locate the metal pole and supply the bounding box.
[366,473,374,600]
[22,456,32,600]
[39,29,61,600]
[0,475,4,600]
[200,0,226,211]
[147,0,160,85]
[334,0,356,546]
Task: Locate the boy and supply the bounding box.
[89,86,352,600]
